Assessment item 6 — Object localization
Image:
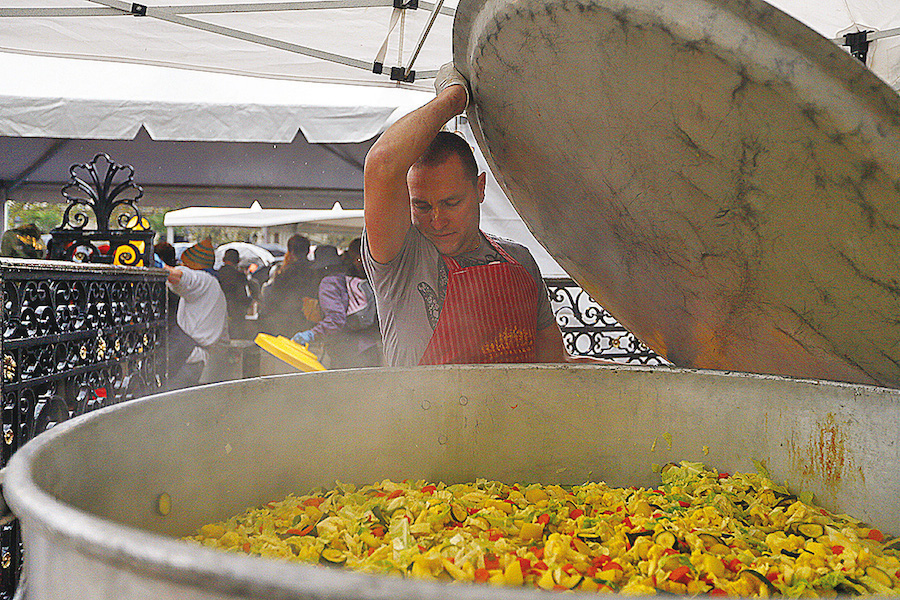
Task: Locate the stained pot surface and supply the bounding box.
[4,366,900,599]
[454,0,900,388]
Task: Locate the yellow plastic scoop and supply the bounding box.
[254,333,326,372]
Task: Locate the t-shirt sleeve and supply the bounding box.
[498,240,556,331]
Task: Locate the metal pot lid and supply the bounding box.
[454,0,900,387]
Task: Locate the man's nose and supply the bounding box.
[430,206,448,228]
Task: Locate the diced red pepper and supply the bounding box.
[367,547,376,555]
[592,555,611,567]
[726,558,742,572]
[420,485,437,494]
[533,560,548,571]
[663,548,679,556]
[468,507,480,515]
[709,589,728,596]
[371,526,385,537]
[867,529,885,542]
[303,497,325,507]
[766,572,778,583]
[474,568,490,583]
[623,516,633,528]
[518,557,531,572]
[717,472,730,479]
[831,545,844,555]
[387,489,404,499]
[669,565,692,584]
[553,585,567,591]
[372,491,386,497]
[488,529,503,541]
[586,566,598,577]
[242,542,251,552]
[678,500,691,507]
[484,555,500,570]
[293,522,316,536]
[562,563,576,574]
[418,544,426,552]
[537,513,551,525]
[533,546,544,559]
[569,508,584,519]
[603,561,624,572]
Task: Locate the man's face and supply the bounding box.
[408,154,485,257]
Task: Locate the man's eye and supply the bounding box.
[414,204,431,211]
[444,200,461,207]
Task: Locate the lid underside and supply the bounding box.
[454,0,900,387]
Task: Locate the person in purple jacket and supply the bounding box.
[291,239,382,369]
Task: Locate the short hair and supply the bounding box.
[154,241,176,267]
[287,234,310,257]
[415,131,479,182]
[222,248,240,264]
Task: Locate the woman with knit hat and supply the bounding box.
[162,238,229,389]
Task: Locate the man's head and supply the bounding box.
[408,131,485,257]
[222,248,240,265]
[154,241,177,267]
[180,239,215,270]
[343,237,364,277]
[287,234,310,260]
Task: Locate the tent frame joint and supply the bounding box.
[843,30,872,63]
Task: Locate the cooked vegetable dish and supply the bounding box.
[185,462,899,596]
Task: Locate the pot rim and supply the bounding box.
[4,365,895,598]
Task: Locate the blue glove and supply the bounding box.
[292,330,315,345]
[153,253,164,268]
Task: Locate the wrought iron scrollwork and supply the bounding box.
[49,154,155,266]
[545,278,668,365]
[1,258,168,596]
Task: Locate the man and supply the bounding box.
[162,238,228,389]
[292,239,382,368]
[216,247,252,339]
[363,64,584,367]
[259,233,318,337]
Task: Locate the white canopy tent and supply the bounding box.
[0,0,897,91]
[163,201,366,237]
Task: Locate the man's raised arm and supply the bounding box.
[363,66,469,264]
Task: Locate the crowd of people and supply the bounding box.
[155,233,383,390]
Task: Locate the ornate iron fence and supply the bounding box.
[546,278,667,365]
[0,258,168,598]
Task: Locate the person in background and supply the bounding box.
[216,247,252,339]
[362,64,613,367]
[292,238,382,368]
[258,234,318,337]
[154,241,181,332]
[161,238,228,390]
[1,223,46,258]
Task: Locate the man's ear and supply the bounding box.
[477,172,487,203]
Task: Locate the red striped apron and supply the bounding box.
[418,235,538,365]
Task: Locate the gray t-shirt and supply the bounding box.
[362,225,555,367]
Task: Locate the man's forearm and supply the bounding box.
[365,86,466,183]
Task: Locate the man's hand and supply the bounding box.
[434,63,470,107]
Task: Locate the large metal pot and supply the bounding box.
[4,365,899,599]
